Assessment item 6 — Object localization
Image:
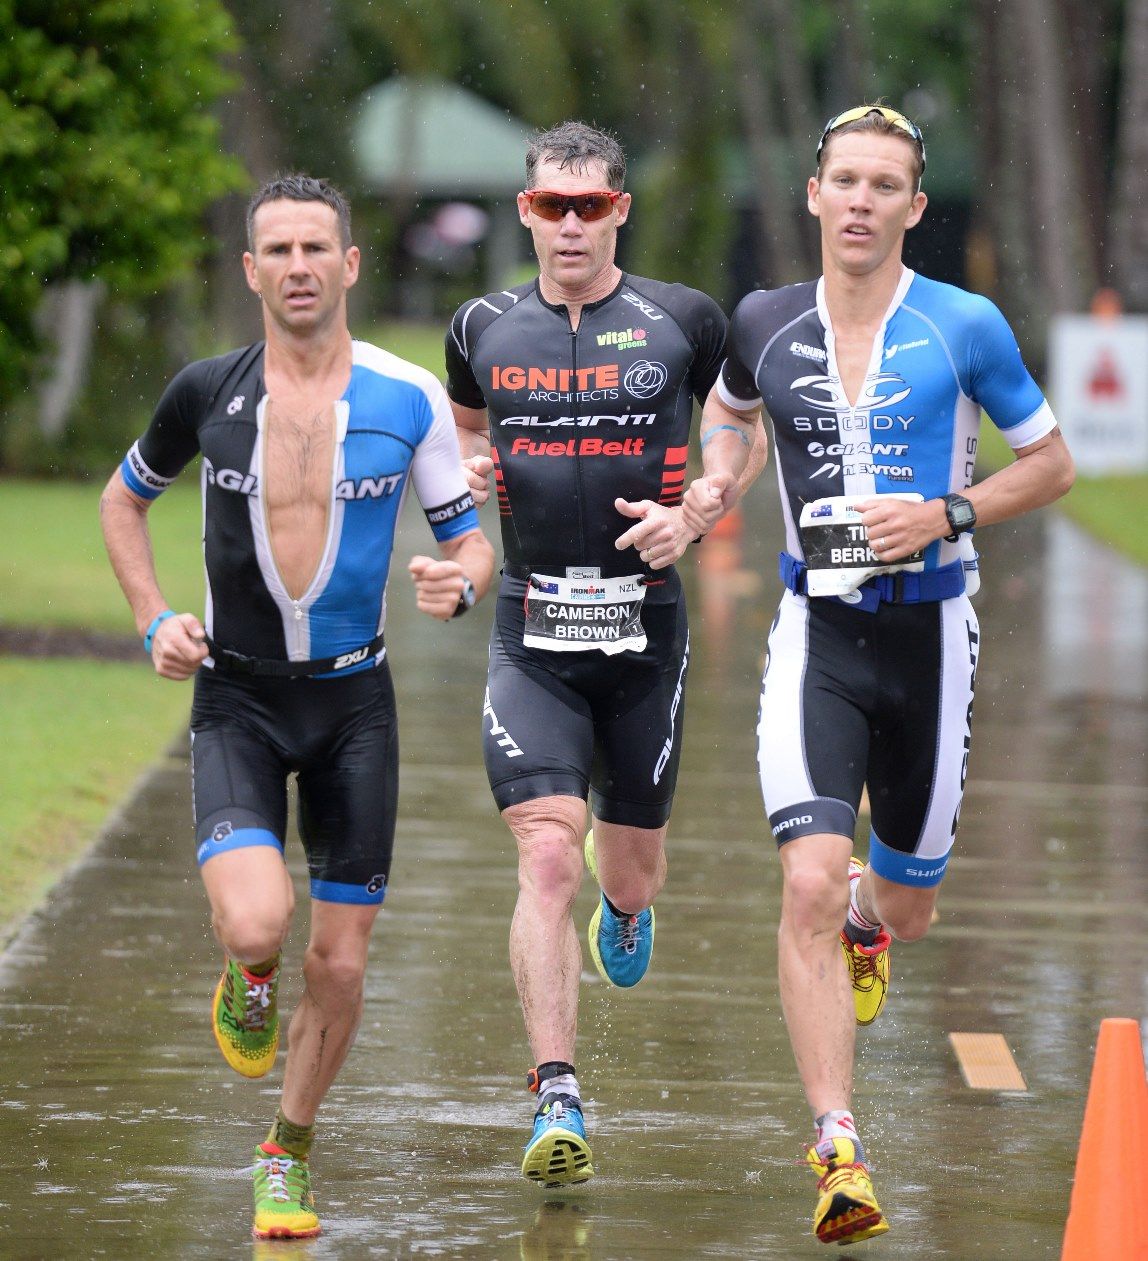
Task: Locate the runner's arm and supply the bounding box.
[959,427,1075,527]
[856,429,1075,562]
[408,526,496,621]
[681,389,766,539]
[450,400,494,506]
[98,470,207,678]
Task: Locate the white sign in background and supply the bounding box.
[1048,314,1148,474]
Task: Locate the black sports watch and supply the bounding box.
[942,493,977,541]
[452,577,477,618]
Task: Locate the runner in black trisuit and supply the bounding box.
[446,120,765,1187]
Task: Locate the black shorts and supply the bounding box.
[190,661,399,905]
[482,581,690,829]
[757,590,980,888]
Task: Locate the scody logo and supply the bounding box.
[596,326,648,350]
[791,372,912,411]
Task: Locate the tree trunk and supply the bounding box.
[735,1,806,287]
[35,280,104,440]
[762,0,820,275]
[1110,0,1148,310]
[1058,0,1112,274]
[833,0,876,107]
[1012,0,1097,315]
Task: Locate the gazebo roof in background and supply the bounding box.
[352,76,533,196]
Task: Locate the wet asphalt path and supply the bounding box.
[1,491,1146,1259]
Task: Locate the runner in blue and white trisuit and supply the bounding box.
[695,106,1074,1247]
[100,175,494,1240]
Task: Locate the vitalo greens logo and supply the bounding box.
[596,326,648,350]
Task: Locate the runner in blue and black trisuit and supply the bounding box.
[696,105,1074,1246]
[100,174,494,1241]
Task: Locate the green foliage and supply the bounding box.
[0,0,244,395]
[1,296,187,478]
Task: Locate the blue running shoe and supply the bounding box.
[588,895,655,988]
[584,831,656,988]
[521,1095,594,1186]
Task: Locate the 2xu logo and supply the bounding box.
[333,645,372,670]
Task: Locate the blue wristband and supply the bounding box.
[143,609,176,654]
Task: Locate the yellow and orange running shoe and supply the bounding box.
[841,858,891,1025]
[806,1136,889,1245]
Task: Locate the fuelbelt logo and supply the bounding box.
[510,437,646,457]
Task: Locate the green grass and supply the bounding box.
[1057,474,1148,565]
[368,322,447,374]
[978,425,1148,565]
[0,477,204,632]
[0,657,191,943]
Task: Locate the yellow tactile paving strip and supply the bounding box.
[948,1032,1028,1091]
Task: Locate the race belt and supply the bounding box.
[524,573,647,655]
[798,493,924,597]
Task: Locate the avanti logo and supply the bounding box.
[596,326,648,349]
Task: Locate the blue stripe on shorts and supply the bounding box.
[310,876,388,905]
[196,826,282,866]
[868,831,949,888]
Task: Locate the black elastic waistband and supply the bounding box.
[502,563,660,585]
[205,633,385,678]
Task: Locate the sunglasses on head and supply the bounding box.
[523,189,622,222]
[816,105,926,170]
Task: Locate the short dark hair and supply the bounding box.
[246,174,353,250]
[526,121,626,191]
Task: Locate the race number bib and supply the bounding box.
[799,494,924,597]
[524,573,647,655]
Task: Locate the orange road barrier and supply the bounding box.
[1061,1017,1148,1260]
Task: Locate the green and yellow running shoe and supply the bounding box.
[584,830,600,883]
[212,957,279,1078]
[250,1142,320,1240]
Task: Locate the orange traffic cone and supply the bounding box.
[1061,1017,1148,1260]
